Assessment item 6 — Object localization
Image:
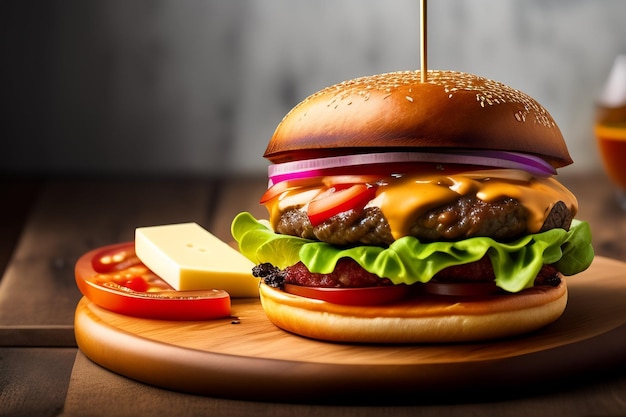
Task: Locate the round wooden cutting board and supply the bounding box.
[74,256,626,403]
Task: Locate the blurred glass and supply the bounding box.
[595,55,626,210]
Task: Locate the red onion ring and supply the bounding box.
[268,151,556,185]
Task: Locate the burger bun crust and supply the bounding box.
[258,280,568,344]
[265,70,572,168]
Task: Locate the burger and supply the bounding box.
[231,70,594,343]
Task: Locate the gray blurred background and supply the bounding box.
[2,0,625,177]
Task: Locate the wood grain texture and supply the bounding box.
[208,175,269,243]
[75,256,626,402]
[0,178,217,346]
[560,172,626,261]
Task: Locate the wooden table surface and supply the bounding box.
[1,170,626,417]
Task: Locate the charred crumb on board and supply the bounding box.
[230,317,241,325]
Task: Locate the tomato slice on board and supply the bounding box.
[90,244,142,274]
[75,242,231,320]
[307,184,377,226]
[283,284,410,306]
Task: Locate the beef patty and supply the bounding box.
[276,197,572,246]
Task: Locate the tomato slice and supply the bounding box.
[307,184,377,226]
[91,245,142,273]
[321,174,383,187]
[75,242,231,320]
[283,283,410,306]
[260,177,324,204]
[422,281,501,296]
[261,174,383,206]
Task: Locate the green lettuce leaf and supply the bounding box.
[231,212,594,293]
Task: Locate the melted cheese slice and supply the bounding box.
[135,223,259,297]
[377,171,577,240]
[265,169,578,240]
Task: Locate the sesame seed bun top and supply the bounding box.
[264,70,572,168]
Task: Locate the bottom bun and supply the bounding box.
[258,279,568,343]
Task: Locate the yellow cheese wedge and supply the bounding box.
[135,223,259,297]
